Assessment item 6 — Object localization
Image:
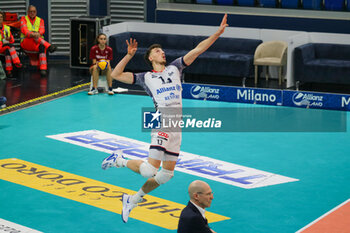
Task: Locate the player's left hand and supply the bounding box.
[126,38,138,57]
[217,14,228,36]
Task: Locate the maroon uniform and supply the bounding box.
[89,45,113,61]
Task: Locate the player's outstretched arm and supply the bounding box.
[183,14,228,66]
[111,38,138,84]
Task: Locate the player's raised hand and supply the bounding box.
[126,38,138,56]
[217,14,228,36]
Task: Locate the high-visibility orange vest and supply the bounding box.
[0,25,11,42]
[20,16,43,42]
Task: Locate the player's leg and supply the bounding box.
[121,153,178,223]
[36,37,57,53]
[3,49,13,78]
[38,44,47,76]
[21,39,40,72]
[126,157,161,201]
[137,153,164,192]
[106,65,114,95]
[148,130,181,190]
[107,131,164,173]
[146,129,180,191]
[121,150,163,223]
[4,45,22,68]
[139,158,176,193]
[101,149,161,172]
[88,65,99,95]
[91,66,99,89]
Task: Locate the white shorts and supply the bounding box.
[150,129,182,160]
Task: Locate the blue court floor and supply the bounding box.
[0,91,349,233]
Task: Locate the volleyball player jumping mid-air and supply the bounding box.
[102,14,228,223]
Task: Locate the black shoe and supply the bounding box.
[6,71,13,78]
[15,63,23,69]
[108,87,114,95]
[40,70,47,77]
[48,45,57,53]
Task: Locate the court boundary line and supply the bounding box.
[295,198,350,232]
[0,83,91,115]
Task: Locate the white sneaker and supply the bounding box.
[122,194,137,223]
[101,151,125,170]
[88,88,98,95]
[113,87,128,93]
[108,90,114,95]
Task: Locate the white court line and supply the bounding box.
[295,198,350,233]
[0,218,43,233]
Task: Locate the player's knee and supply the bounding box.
[154,169,174,185]
[139,162,157,178]
[92,65,99,73]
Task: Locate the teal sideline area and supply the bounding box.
[0,92,349,232]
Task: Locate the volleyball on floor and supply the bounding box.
[97,60,109,71]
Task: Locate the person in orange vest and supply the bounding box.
[20,5,56,76]
[0,11,22,78]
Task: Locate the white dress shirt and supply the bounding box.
[190,200,206,219]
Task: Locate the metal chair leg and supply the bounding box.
[254,65,258,85]
[278,66,282,86]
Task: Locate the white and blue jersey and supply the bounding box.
[133,57,186,109]
[133,57,187,157]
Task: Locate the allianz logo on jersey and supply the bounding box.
[157,84,181,95]
[292,92,324,107]
[190,85,220,100]
[164,92,180,101]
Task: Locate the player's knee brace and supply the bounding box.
[39,44,45,53]
[154,169,174,185]
[139,162,157,178]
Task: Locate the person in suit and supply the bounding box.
[178,180,217,233]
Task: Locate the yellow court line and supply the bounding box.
[0,83,90,113]
[0,158,230,230]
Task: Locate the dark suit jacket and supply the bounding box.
[177,201,212,233]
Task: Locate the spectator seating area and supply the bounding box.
[104,22,350,88]
[177,0,349,10]
[109,32,262,79]
[294,43,350,84]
